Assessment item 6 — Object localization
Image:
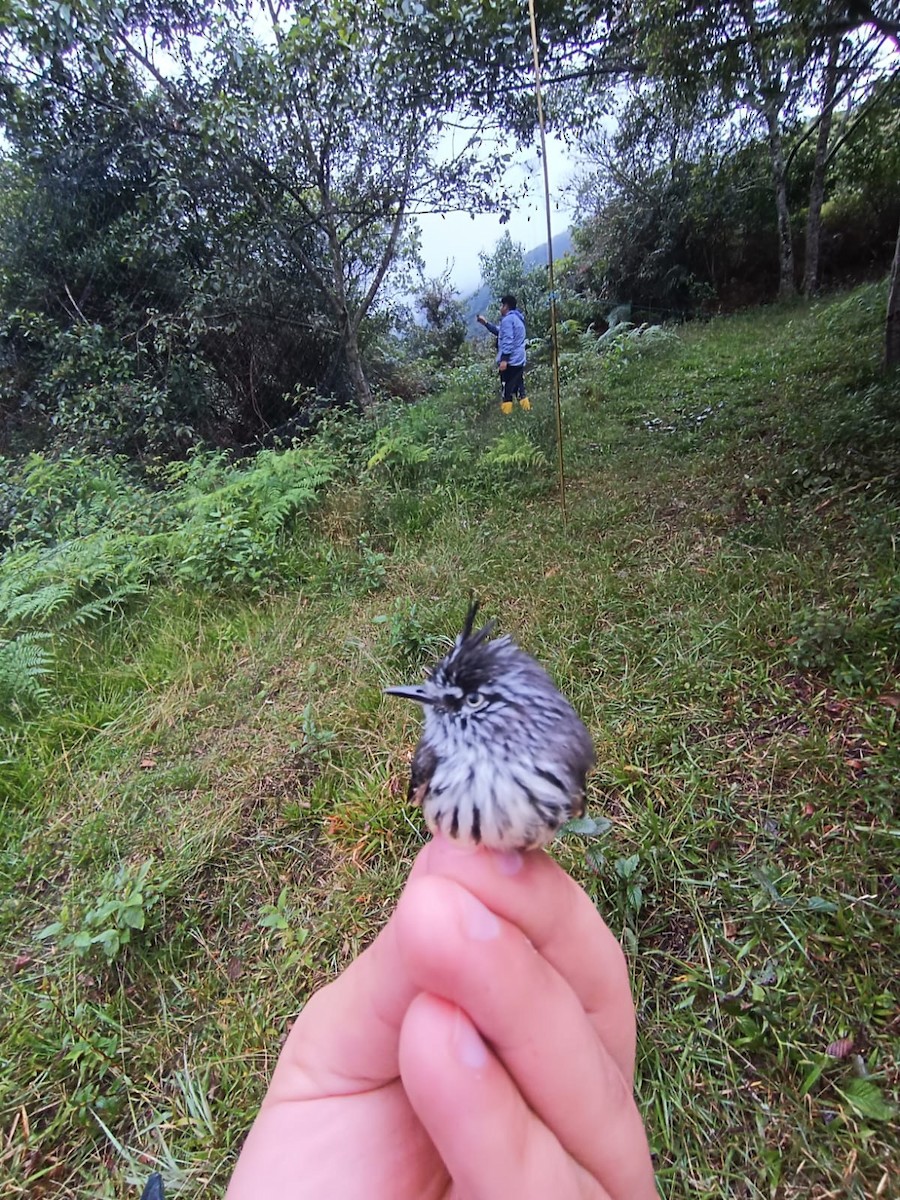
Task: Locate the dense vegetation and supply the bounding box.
[1,281,898,1197]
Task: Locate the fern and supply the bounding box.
[3,451,156,549]
[594,322,680,354]
[176,447,336,533]
[58,586,149,631]
[366,432,433,471]
[478,433,547,473]
[0,633,52,713]
[2,580,77,626]
[0,535,155,637]
[253,448,336,532]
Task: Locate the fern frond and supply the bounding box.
[176,446,337,533]
[2,581,76,628]
[0,633,52,713]
[478,433,547,472]
[367,433,433,471]
[0,532,155,636]
[58,584,149,631]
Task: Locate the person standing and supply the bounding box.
[477,294,530,414]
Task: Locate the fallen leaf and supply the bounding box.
[140,757,156,770]
[226,957,243,982]
[826,1035,854,1059]
[876,693,900,710]
[11,953,33,973]
[802,802,816,817]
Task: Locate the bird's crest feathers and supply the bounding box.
[457,599,497,650]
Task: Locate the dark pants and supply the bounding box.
[500,362,526,401]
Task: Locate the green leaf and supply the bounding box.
[585,848,607,872]
[95,929,123,960]
[259,911,290,930]
[35,921,63,941]
[615,854,640,879]
[838,1079,896,1122]
[799,1059,827,1096]
[564,815,612,838]
[89,899,121,923]
[120,905,146,930]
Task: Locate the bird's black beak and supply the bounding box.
[384,684,435,705]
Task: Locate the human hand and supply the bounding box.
[227,835,658,1200]
[499,358,508,371]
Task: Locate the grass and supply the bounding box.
[1,282,898,1197]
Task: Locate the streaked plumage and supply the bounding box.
[385,603,595,851]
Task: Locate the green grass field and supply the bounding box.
[1,282,898,1198]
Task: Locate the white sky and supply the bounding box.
[415,133,580,298]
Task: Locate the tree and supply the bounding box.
[594,0,898,304]
[784,16,892,296]
[624,1,812,298]
[0,55,348,453]
[802,34,845,295]
[572,123,786,311]
[0,0,502,414]
[408,273,467,365]
[479,232,548,326]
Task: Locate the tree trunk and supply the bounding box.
[767,114,797,300]
[343,321,375,413]
[737,0,796,300]
[803,36,841,297]
[886,216,900,370]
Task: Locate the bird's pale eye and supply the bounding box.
[465,691,482,707]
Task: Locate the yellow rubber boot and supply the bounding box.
[500,401,514,415]
[519,396,531,411]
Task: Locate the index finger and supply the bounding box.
[416,835,637,1080]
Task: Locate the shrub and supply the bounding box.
[787,596,900,686]
[36,858,166,964]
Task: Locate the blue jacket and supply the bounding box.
[484,309,526,366]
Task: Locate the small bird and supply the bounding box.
[385,602,595,851]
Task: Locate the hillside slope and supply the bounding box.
[1,282,898,1199]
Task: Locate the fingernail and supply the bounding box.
[453,1009,488,1069]
[461,890,501,941]
[492,849,523,876]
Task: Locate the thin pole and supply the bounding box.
[526,0,567,525]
